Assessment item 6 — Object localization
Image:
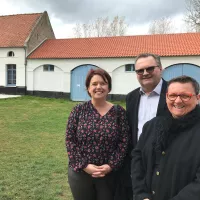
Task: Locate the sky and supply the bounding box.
[0,0,188,38]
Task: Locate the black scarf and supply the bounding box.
[153,105,200,152]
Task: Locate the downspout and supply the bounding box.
[24,46,27,95]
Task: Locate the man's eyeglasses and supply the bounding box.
[166,93,196,102]
[135,66,160,75]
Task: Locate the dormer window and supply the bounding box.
[8,51,15,57]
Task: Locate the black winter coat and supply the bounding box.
[131,106,200,200]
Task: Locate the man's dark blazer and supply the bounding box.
[126,79,168,148]
[114,79,169,200]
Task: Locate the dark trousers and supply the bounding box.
[68,167,116,200]
[114,155,133,200]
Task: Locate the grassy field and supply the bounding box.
[0,96,125,200]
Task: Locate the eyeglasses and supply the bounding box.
[135,66,160,75]
[166,93,196,102]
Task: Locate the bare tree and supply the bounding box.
[73,23,82,38]
[73,16,128,38]
[148,21,157,34]
[94,17,102,37]
[148,16,174,34]
[101,17,110,36]
[82,23,93,38]
[185,0,200,32]
[109,16,120,36]
[119,16,127,36]
[181,21,197,32]
[93,17,110,37]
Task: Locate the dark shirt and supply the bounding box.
[66,101,129,172]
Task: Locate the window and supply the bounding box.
[7,51,15,57]
[43,64,54,71]
[125,64,135,72]
[7,64,16,86]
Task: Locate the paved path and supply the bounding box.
[0,94,21,99]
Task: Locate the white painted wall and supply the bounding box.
[27,56,200,95]
[33,65,64,91]
[0,48,25,87]
[112,66,140,94]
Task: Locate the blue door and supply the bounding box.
[162,64,200,84]
[71,65,97,101]
[182,64,200,84]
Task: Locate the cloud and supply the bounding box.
[9,0,187,25]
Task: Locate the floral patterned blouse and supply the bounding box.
[66,100,129,172]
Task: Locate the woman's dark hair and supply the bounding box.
[85,68,112,96]
[167,75,200,95]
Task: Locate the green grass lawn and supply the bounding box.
[0,96,125,200]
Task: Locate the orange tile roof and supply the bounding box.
[28,33,200,59]
[0,13,42,47]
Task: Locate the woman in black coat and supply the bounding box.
[131,75,200,200]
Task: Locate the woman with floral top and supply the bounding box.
[66,68,129,200]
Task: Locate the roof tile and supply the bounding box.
[28,33,200,59]
[0,13,42,47]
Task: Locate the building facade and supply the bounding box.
[0,11,55,94]
[26,56,200,101]
[27,34,200,101]
[1,12,200,101]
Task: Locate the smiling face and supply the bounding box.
[135,56,162,93]
[167,82,200,118]
[88,75,110,100]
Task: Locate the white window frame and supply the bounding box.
[43,64,54,72]
[7,64,16,86]
[125,64,135,72]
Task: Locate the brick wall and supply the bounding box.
[26,11,55,55]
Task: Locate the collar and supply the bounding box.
[140,79,163,95]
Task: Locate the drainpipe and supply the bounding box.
[24,46,27,95]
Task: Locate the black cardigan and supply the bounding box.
[131,107,200,200]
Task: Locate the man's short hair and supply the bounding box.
[167,75,200,95]
[135,53,162,67]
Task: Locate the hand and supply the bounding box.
[83,164,100,175]
[92,164,112,178]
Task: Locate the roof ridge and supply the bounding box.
[44,32,200,41]
[0,12,43,17]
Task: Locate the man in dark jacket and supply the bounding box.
[126,53,168,148]
[120,53,169,200]
[131,76,200,200]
